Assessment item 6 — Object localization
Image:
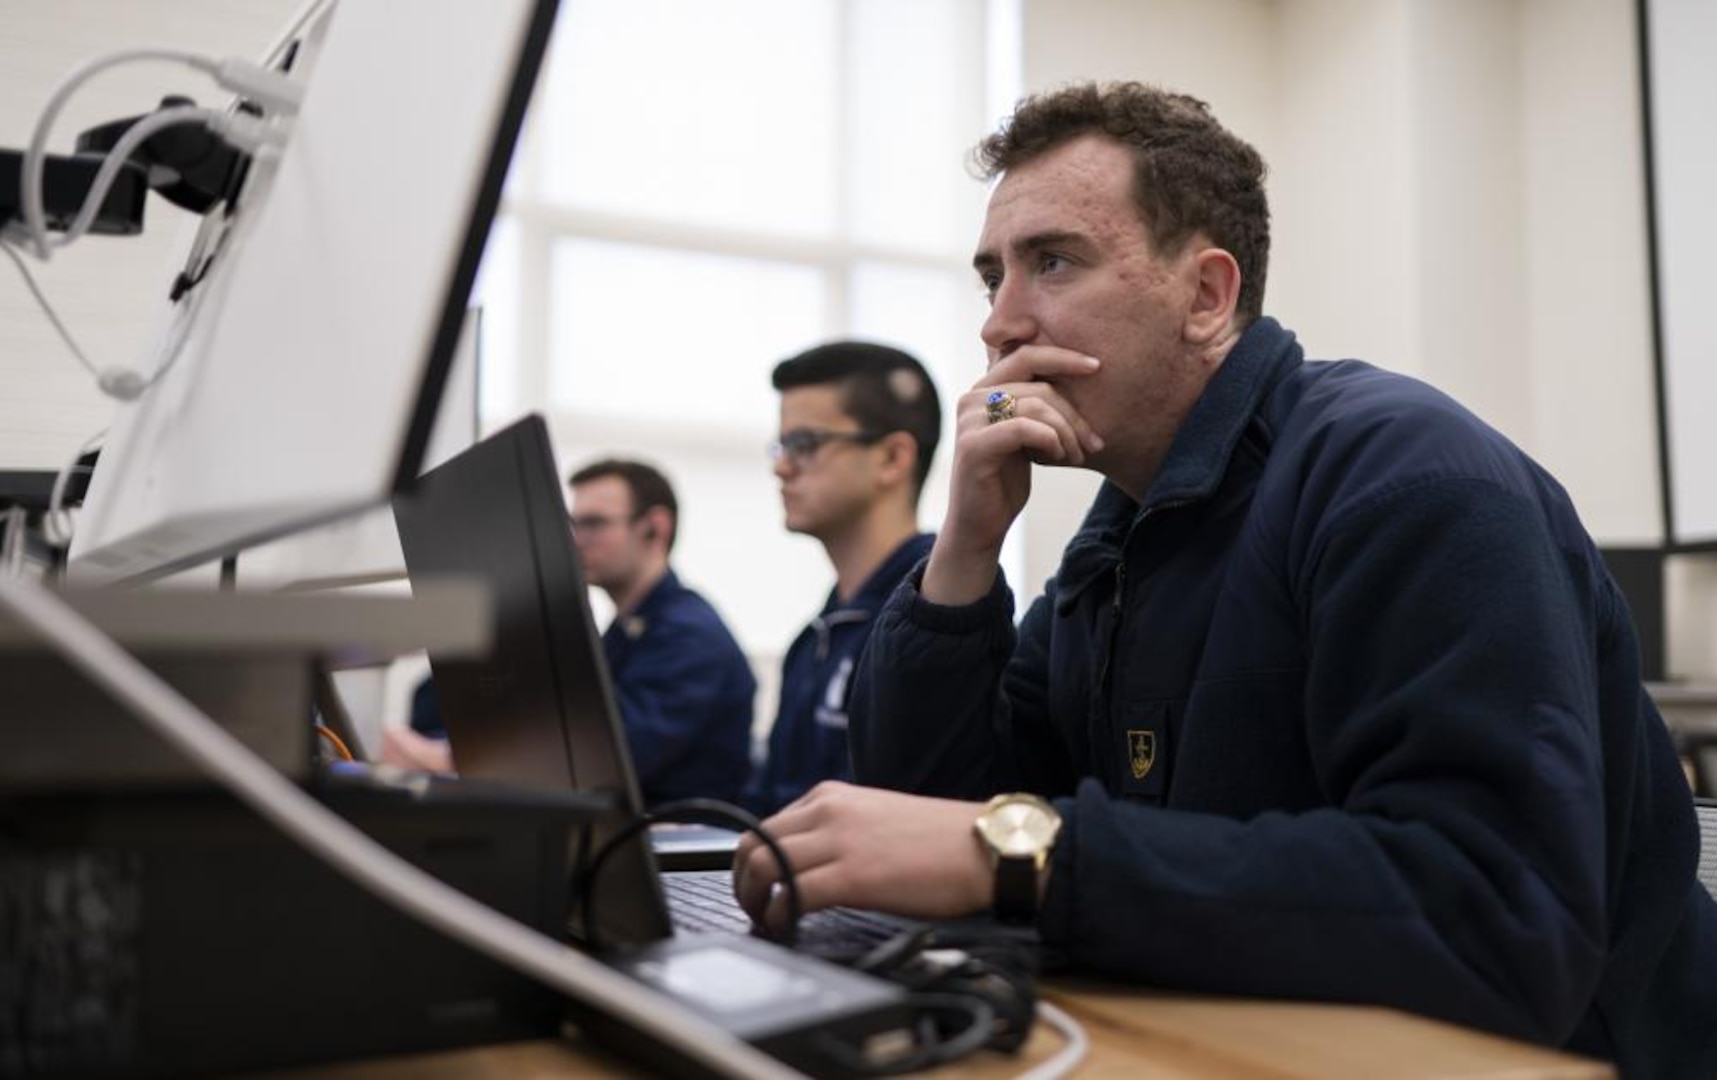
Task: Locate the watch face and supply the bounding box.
[980,797,1059,856]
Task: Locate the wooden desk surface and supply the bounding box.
[280,980,1614,1079]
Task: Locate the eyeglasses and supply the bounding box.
[767,428,888,468]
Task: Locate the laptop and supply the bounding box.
[391,414,920,959]
[390,415,962,1071]
[650,821,746,872]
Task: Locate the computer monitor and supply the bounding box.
[236,308,482,593]
[66,0,559,585]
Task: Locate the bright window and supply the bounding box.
[547,240,827,429]
[474,0,1019,655]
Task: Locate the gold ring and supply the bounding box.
[985,389,1017,424]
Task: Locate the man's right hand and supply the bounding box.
[732,781,995,933]
[922,345,1103,605]
[378,725,455,774]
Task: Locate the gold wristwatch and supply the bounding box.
[973,793,1062,923]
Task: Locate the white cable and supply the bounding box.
[209,111,291,156]
[19,47,304,260]
[0,575,802,1080]
[8,105,287,403]
[56,104,223,248]
[5,232,169,402]
[57,104,289,253]
[10,104,220,399]
[1012,1000,1091,1080]
[211,57,307,114]
[20,48,220,258]
[1,239,101,382]
[42,427,106,551]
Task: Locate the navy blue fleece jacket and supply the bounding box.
[744,532,935,816]
[851,318,1717,1078]
[602,570,754,805]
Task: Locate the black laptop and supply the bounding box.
[390,415,959,1072]
[391,414,920,957]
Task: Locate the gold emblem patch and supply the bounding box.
[1127,729,1155,781]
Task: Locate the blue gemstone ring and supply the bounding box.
[985,389,1018,424]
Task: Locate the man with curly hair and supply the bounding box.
[733,81,1717,1077]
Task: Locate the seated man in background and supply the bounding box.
[734,81,1717,1077]
[383,459,755,806]
[376,677,456,773]
[568,458,755,806]
[741,342,941,817]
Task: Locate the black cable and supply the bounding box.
[579,798,803,953]
[566,818,597,946]
[855,937,1039,1057]
[851,924,934,974]
[578,801,1031,1072]
[809,991,995,1075]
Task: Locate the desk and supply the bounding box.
[277,980,1613,1079]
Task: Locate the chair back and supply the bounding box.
[1697,799,1717,901]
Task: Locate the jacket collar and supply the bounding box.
[824,532,937,616]
[630,567,683,619]
[1054,318,1301,609]
[1141,316,1301,509]
[607,568,682,642]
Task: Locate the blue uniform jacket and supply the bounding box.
[602,569,755,806]
[850,318,1717,1077]
[744,532,936,817]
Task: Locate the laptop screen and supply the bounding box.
[393,414,672,947]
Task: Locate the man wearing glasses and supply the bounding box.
[742,342,942,816]
[567,458,756,806]
[384,458,756,799]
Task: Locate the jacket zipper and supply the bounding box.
[1096,499,1192,694]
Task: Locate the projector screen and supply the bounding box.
[1641,0,1717,547]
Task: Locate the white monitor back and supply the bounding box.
[68,0,557,585]
[236,308,482,593]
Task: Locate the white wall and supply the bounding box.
[1520,0,1661,544]
[1409,0,1530,436]
[1013,0,1713,675]
[1017,0,1656,528]
[1268,0,1420,379]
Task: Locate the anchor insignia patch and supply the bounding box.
[1127,729,1155,781]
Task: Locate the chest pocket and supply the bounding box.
[1110,699,1176,802]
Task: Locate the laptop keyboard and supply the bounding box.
[663,871,918,958]
[664,870,754,933]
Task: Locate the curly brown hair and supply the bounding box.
[975,81,1270,324]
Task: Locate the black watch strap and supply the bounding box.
[993,853,1038,923]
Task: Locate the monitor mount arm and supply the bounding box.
[2,96,254,240]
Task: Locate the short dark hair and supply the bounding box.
[771,341,942,498]
[975,81,1271,324]
[567,458,679,552]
